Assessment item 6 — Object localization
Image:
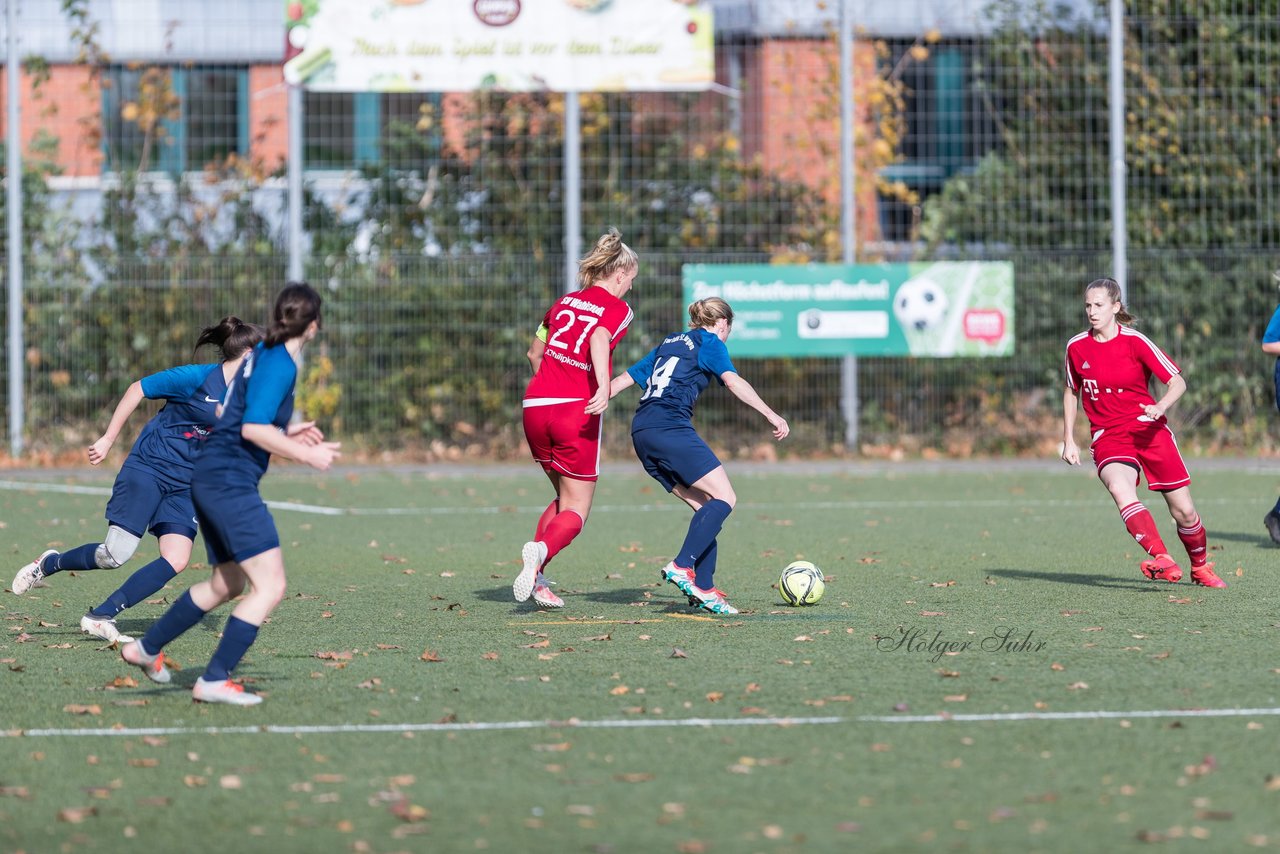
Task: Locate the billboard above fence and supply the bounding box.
[682,262,1015,357]
[283,0,714,92]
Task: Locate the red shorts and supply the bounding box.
[1089,419,1190,491]
[522,400,602,481]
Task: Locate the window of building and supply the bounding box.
[877,41,999,242]
[303,92,442,171]
[101,66,247,174]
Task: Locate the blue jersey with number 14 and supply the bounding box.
[627,328,736,433]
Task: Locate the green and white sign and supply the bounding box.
[284,0,714,93]
[682,262,1015,358]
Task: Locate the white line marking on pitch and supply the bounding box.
[7,707,1280,739]
[0,480,1256,518]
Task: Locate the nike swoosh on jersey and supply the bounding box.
[204,396,221,403]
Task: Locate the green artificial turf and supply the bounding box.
[2,463,1279,853]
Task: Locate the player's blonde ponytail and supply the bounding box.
[1086,277,1137,327]
[688,297,734,329]
[577,227,638,288]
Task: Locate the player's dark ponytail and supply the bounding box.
[1086,277,1137,327]
[265,282,323,347]
[195,316,265,362]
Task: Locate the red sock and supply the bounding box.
[534,498,559,541]
[541,509,584,563]
[1119,502,1167,557]
[1176,514,1208,568]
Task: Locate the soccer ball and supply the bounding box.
[779,560,824,606]
[893,277,949,332]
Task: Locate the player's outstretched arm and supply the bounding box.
[1061,385,1081,465]
[527,327,548,374]
[608,372,636,399]
[88,380,147,466]
[583,327,612,415]
[242,422,341,471]
[722,372,789,440]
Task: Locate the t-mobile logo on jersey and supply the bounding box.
[1081,378,1100,401]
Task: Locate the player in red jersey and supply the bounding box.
[515,227,637,607]
[1060,277,1226,588]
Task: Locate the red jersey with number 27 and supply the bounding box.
[525,286,633,402]
[1064,325,1180,431]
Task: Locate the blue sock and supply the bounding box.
[43,543,102,577]
[203,616,260,682]
[139,589,207,657]
[89,557,177,619]
[676,499,733,572]
[693,539,718,591]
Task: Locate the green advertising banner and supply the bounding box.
[682,262,1015,357]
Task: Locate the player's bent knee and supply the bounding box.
[94,526,141,568]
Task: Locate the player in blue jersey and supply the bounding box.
[609,297,789,614]
[10,317,264,644]
[120,283,340,705]
[1262,273,1280,544]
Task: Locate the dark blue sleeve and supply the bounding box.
[626,348,658,386]
[1264,306,1280,344]
[139,364,214,401]
[243,347,297,425]
[697,336,737,384]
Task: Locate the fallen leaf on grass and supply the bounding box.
[943,694,967,702]
[57,806,97,823]
[45,643,74,649]
[929,581,956,588]
[614,773,654,783]
[313,651,354,661]
[0,786,31,798]
[521,639,550,649]
[37,620,60,628]
[583,634,611,642]
[390,798,430,822]
[419,649,443,662]
[705,692,724,703]
[481,652,499,660]
[920,611,946,617]
[1264,774,1280,792]
[106,676,138,689]
[63,704,101,716]
[1067,682,1089,691]
[357,678,382,689]
[219,775,242,790]
[1081,626,1104,632]
[375,644,402,650]
[670,648,688,659]
[609,685,630,696]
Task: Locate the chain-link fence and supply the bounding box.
[2,0,1278,461]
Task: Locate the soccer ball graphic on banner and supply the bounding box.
[779,560,824,606]
[893,277,949,332]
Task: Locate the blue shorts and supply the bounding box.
[105,464,197,540]
[631,426,721,493]
[192,479,279,565]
